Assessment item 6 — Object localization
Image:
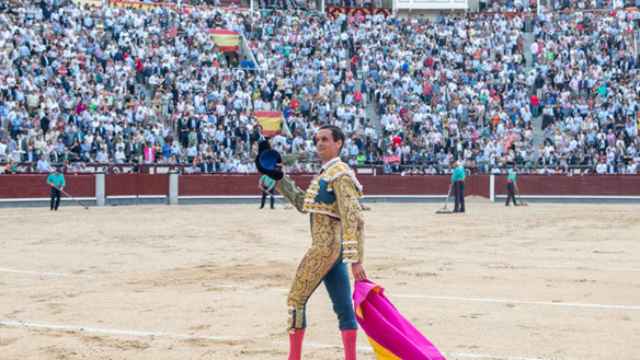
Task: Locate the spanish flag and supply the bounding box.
[255,111,283,137]
[354,280,446,360]
[209,29,240,52]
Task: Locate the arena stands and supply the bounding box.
[0,0,638,175]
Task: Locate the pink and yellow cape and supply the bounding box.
[353,280,446,360]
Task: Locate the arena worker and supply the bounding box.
[505,163,519,206]
[258,173,276,209]
[46,166,65,211]
[451,160,466,213]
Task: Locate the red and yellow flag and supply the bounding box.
[209,29,240,52]
[255,111,283,137]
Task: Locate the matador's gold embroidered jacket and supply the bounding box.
[278,157,364,263]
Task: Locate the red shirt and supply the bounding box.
[354,90,362,103]
[290,98,299,111]
[135,58,144,73]
[423,82,432,96]
[424,57,434,68]
[530,95,539,107]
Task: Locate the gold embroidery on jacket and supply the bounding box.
[280,160,365,330]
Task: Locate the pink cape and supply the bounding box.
[353,280,446,360]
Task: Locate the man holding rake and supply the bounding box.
[46,166,65,211]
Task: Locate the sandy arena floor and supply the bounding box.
[0,200,638,360]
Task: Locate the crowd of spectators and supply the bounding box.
[478,0,637,13]
[0,0,638,175]
[529,9,640,174]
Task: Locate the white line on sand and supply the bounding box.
[200,285,640,311]
[1,320,558,360]
[3,268,637,311]
[0,320,243,342]
[445,352,554,360]
[363,255,640,273]
[474,263,640,273]
[392,294,640,311]
[504,265,640,272]
[278,341,555,360]
[0,267,93,278]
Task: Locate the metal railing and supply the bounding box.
[2,161,637,176]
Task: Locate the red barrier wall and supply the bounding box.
[494,175,640,196]
[0,174,95,198]
[361,175,448,195]
[106,174,169,196]
[2,174,640,199]
[467,175,490,198]
[178,175,491,196]
[180,174,262,196]
[178,175,453,196]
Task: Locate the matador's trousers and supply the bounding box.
[287,213,357,331]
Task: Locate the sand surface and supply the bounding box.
[0,201,639,360]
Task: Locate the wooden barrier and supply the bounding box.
[1,174,640,201]
[494,175,640,196]
[0,174,95,198]
[106,174,169,196]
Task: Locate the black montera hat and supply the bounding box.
[255,140,283,180]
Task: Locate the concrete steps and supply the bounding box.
[523,33,535,69]
[357,78,381,134]
[522,31,546,146]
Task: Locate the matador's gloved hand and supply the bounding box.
[255,139,284,181]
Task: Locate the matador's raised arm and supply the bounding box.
[277,175,306,213]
